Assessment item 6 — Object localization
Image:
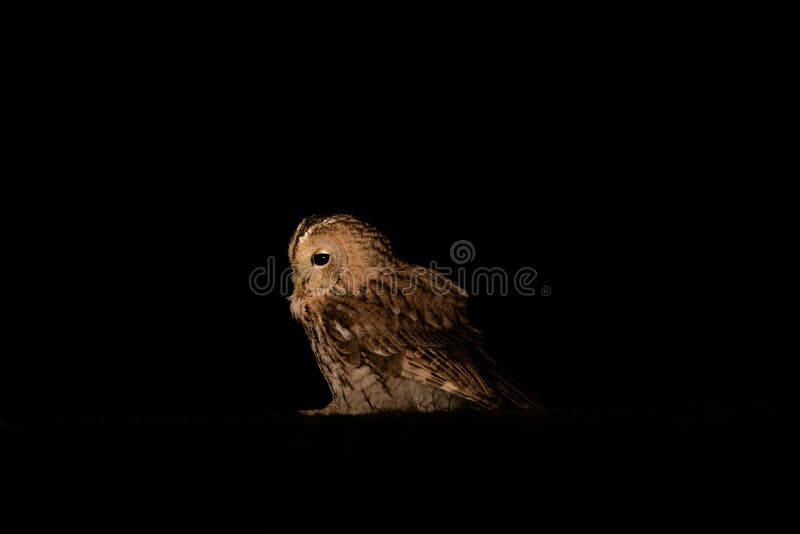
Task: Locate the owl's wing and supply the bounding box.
[316,268,525,409]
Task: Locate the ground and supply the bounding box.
[2,407,798,530]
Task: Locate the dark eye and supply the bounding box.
[312,253,330,266]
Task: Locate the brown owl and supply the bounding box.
[289,214,542,414]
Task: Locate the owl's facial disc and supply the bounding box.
[291,236,348,297]
[289,214,393,301]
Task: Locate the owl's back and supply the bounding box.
[296,265,541,414]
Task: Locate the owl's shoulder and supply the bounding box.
[305,270,469,335]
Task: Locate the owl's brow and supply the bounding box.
[290,214,396,269]
[291,215,356,259]
[290,216,322,259]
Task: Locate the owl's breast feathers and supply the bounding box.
[294,267,540,410]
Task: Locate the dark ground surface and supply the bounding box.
[3,406,798,531]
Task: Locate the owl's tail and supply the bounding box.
[491,369,547,413]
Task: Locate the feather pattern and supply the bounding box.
[289,214,543,414]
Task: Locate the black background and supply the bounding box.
[3,28,796,529]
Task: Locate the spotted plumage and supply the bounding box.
[288,214,542,414]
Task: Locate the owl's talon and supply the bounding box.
[299,402,339,415]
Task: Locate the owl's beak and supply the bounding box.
[294,270,312,294]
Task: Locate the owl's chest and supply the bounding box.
[312,339,377,394]
[305,327,409,412]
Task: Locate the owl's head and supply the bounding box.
[288,214,395,299]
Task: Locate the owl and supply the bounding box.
[289,214,542,414]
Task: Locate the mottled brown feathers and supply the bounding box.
[288,214,542,414]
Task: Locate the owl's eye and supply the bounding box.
[312,252,330,266]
